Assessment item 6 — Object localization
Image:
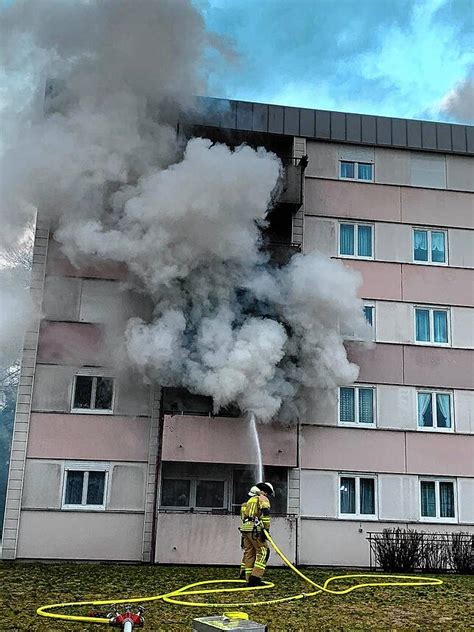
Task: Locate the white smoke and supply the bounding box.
[439,71,474,124]
[1,0,370,422]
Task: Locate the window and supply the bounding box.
[417,391,453,431]
[62,464,108,509]
[339,223,374,259]
[413,229,447,264]
[414,307,449,345]
[161,478,226,510]
[339,386,375,425]
[340,475,377,518]
[420,480,456,521]
[340,161,374,182]
[72,375,114,412]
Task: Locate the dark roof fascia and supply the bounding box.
[185,96,474,156]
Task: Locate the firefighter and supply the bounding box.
[239,481,275,586]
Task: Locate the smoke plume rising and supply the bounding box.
[0,0,369,422]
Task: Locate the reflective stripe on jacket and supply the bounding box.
[240,494,271,532]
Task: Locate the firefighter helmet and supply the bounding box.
[256,482,275,497]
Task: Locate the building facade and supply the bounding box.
[2,99,473,566]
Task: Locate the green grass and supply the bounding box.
[0,561,472,631]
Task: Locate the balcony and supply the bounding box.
[277,156,307,209]
[266,241,302,266]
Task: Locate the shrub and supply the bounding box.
[448,532,473,574]
[373,528,423,572]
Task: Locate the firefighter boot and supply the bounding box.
[247,575,264,587]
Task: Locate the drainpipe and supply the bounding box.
[296,419,302,566]
[150,386,165,564]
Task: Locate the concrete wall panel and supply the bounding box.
[301,426,405,472]
[306,142,338,178]
[377,385,416,430]
[449,229,474,268]
[401,188,473,229]
[451,307,474,349]
[346,342,404,385]
[303,217,336,257]
[402,265,474,307]
[79,280,132,324]
[161,416,297,467]
[458,478,474,523]
[27,413,150,461]
[305,179,401,222]
[404,347,474,390]
[22,460,62,509]
[42,276,81,321]
[155,514,296,565]
[446,155,474,192]
[406,433,474,476]
[379,475,419,521]
[37,321,103,365]
[342,261,402,301]
[300,470,337,517]
[454,390,474,434]
[376,301,413,344]
[46,239,128,280]
[375,223,412,263]
[410,153,446,188]
[32,365,73,412]
[374,148,410,185]
[109,464,146,511]
[16,511,144,560]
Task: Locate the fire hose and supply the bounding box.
[37,529,443,627]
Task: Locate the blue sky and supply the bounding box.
[199,0,474,123]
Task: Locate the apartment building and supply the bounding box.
[2,99,473,566]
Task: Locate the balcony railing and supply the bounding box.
[266,241,302,266]
[277,156,307,208]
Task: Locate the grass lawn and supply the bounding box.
[0,561,473,631]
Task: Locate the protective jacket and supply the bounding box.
[240,494,271,533]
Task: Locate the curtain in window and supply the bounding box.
[421,481,436,517]
[363,306,373,326]
[415,309,430,341]
[65,471,84,504]
[340,387,355,422]
[436,393,451,428]
[417,392,433,427]
[433,310,448,343]
[360,478,375,514]
[358,163,373,180]
[359,388,374,423]
[414,230,428,261]
[431,231,446,263]
[86,471,106,505]
[340,161,354,178]
[358,225,372,257]
[340,224,354,255]
[340,477,355,513]
[440,482,455,518]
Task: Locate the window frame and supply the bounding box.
[338,222,375,260]
[413,306,451,347]
[71,374,116,415]
[339,160,374,182]
[412,228,448,266]
[338,385,377,427]
[416,389,454,433]
[419,478,457,523]
[61,461,110,511]
[339,474,378,520]
[160,476,228,511]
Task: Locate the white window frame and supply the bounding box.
[338,385,376,427]
[71,374,116,414]
[339,474,378,519]
[413,306,451,347]
[419,478,457,523]
[160,477,228,511]
[61,461,110,511]
[416,390,454,433]
[338,222,375,260]
[412,228,448,266]
[339,160,374,182]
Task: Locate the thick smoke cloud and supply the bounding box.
[439,70,474,124]
[1,0,369,422]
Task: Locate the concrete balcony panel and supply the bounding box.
[406,432,474,477]
[155,513,296,564]
[401,187,473,229]
[403,346,474,390]
[402,265,474,308]
[162,415,297,467]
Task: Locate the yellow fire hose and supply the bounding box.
[37,529,443,624]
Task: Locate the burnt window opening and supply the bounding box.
[162,387,241,418]
[73,376,114,412]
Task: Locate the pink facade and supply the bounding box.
[27,413,151,461]
[47,240,128,280]
[162,415,297,467]
[37,321,102,364]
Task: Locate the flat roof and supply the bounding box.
[189,97,474,156]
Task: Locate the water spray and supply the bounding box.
[249,413,264,483]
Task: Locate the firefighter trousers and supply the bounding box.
[240,532,269,580]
